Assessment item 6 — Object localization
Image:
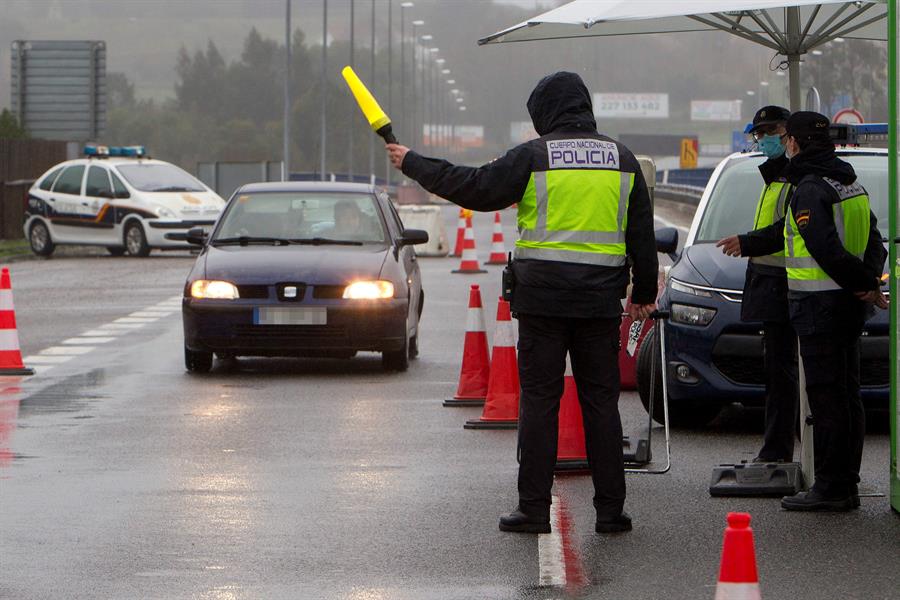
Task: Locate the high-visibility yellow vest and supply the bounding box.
[749,180,792,268]
[784,177,870,292]
[515,138,633,267]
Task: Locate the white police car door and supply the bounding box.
[82,165,118,244]
[46,164,90,242]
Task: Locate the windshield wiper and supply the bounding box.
[212,236,291,246]
[288,237,364,246]
[151,186,196,192]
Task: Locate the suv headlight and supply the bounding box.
[343,280,394,299]
[191,280,239,299]
[155,205,177,218]
[671,303,717,326]
[670,279,713,298]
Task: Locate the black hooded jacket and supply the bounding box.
[400,72,658,318]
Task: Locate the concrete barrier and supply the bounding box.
[395,205,450,257]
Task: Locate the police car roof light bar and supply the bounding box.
[830,123,887,147]
[84,145,146,158]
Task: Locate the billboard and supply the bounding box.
[691,100,743,122]
[593,93,669,119]
[454,125,484,149]
[510,121,538,144]
[11,40,106,141]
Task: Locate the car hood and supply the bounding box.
[200,244,390,285]
[674,243,748,290]
[146,191,224,217]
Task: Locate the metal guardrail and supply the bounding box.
[654,183,705,206]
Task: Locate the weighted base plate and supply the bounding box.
[0,367,35,376]
[443,398,485,407]
[464,419,517,430]
[709,461,803,497]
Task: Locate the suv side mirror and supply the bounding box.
[655,227,679,261]
[399,228,429,246]
[185,227,208,246]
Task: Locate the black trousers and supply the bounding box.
[790,293,866,497]
[757,321,799,461]
[516,314,625,518]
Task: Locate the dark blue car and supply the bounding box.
[179,182,428,373]
[638,149,889,426]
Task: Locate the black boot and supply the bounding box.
[499,507,550,534]
[851,484,860,509]
[781,489,853,512]
[595,511,632,533]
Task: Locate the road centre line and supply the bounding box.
[100,323,146,330]
[130,311,172,318]
[22,355,72,364]
[40,346,95,356]
[114,317,157,324]
[79,330,123,337]
[538,497,565,587]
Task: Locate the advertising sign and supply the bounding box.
[593,93,669,119]
[691,100,743,122]
[455,125,484,149]
[510,121,538,144]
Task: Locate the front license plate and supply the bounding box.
[254,306,327,325]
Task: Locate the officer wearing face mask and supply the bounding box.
[717,106,798,464]
[778,111,887,511]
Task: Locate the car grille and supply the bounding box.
[712,356,766,386]
[313,285,345,299]
[237,285,269,299]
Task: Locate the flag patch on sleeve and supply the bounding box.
[796,209,811,229]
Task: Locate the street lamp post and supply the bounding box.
[369,0,375,181]
[400,4,414,151]
[411,21,423,145]
[320,0,327,181]
[283,0,291,181]
[348,0,354,180]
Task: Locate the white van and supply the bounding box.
[24,146,226,257]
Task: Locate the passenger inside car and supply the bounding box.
[331,200,376,240]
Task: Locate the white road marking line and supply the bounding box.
[28,364,54,374]
[63,337,116,345]
[40,346,95,356]
[22,355,73,364]
[130,311,172,318]
[538,496,565,588]
[79,329,123,337]
[114,317,157,324]
[100,323,145,330]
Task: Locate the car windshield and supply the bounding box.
[214,192,387,244]
[115,163,206,192]
[694,153,888,243]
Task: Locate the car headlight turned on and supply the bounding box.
[343,280,394,299]
[191,280,240,299]
[670,303,717,326]
[155,205,177,218]
[670,278,713,298]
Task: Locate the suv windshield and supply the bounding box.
[694,153,888,243]
[214,192,387,244]
[116,163,206,192]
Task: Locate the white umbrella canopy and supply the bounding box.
[479,0,888,110]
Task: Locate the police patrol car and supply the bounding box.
[24,145,226,257]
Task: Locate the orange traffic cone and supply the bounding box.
[451,216,487,274]
[465,297,519,430]
[715,513,762,600]
[452,209,467,257]
[444,285,491,407]
[486,212,507,265]
[555,354,588,471]
[0,268,33,376]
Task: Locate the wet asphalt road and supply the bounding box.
[1,205,897,599]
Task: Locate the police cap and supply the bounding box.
[748,105,791,133]
[786,111,831,142]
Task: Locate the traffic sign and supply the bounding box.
[833,108,865,124]
[680,138,699,169]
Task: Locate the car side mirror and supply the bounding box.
[115,190,130,199]
[399,228,429,246]
[185,227,208,246]
[98,190,115,199]
[655,227,679,261]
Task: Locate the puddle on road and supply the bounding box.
[17,368,108,416]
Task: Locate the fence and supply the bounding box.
[0,138,69,239]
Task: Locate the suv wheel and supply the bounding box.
[29,221,55,256]
[124,221,151,257]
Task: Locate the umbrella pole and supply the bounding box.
[787,6,802,112]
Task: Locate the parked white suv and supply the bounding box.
[24,146,226,257]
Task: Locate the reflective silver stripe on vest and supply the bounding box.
[787,278,842,292]
[833,202,846,245]
[518,229,625,244]
[521,169,629,245]
[514,246,627,266]
[783,256,819,268]
[750,254,786,267]
[774,183,791,221]
[785,213,796,258]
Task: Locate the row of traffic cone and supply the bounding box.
[451,210,508,273]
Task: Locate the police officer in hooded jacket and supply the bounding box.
[386,72,658,533]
